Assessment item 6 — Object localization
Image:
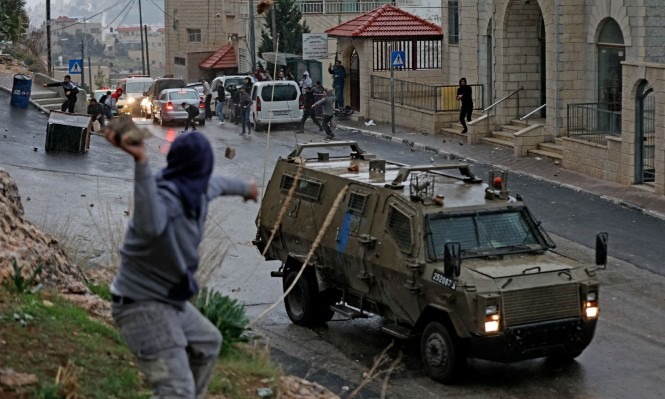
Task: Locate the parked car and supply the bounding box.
[211,75,246,101]
[141,77,187,119]
[250,80,303,131]
[116,76,154,116]
[152,88,205,126]
[187,82,206,102]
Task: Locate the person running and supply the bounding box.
[296,86,323,133]
[456,77,474,133]
[42,75,79,113]
[87,98,104,131]
[103,121,258,399]
[312,89,336,140]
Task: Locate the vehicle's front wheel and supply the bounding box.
[421,322,466,384]
[284,271,325,327]
[253,116,264,132]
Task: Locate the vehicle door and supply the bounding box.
[335,183,379,294]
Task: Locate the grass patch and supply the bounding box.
[0,288,281,398]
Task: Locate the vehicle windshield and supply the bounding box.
[169,90,199,100]
[224,78,244,89]
[126,82,152,93]
[426,208,549,259]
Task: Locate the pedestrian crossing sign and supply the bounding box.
[69,59,83,74]
[391,51,405,68]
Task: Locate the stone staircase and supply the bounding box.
[528,138,563,161]
[480,119,526,149]
[30,90,64,111]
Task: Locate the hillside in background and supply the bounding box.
[26,0,166,28]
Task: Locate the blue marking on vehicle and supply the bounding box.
[337,211,352,252]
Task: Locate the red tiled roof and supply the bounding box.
[325,5,443,38]
[199,45,237,70]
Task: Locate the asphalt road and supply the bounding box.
[2,95,664,398]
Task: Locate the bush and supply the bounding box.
[195,288,250,355]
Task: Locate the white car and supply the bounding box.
[250,81,303,131]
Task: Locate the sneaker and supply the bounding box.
[461,129,468,134]
[218,121,224,125]
[240,132,246,136]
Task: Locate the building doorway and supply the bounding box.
[635,82,655,184]
[350,48,360,111]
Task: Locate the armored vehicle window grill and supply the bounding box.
[348,193,367,214]
[503,284,580,327]
[426,209,546,260]
[280,174,323,201]
[387,205,413,252]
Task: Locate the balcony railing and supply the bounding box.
[567,103,621,144]
[297,1,393,14]
[370,75,484,112]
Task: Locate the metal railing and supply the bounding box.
[370,75,484,112]
[567,103,621,144]
[519,103,546,123]
[296,1,393,14]
[482,87,523,114]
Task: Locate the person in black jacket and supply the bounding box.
[181,102,200,131]
[42,75,79,113]
[456,77,473,133]
[87,98,104,131]
[296,87,323,132]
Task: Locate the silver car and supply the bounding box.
[152,88,206,126]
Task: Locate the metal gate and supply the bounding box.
[636,84,655,183]
[350,49,360,111]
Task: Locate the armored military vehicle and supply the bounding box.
[254,141,608,383]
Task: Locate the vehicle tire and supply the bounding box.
[199,118,206,126]
[315,289,338,323]
[284,271,321,327]
[253,116,264,132]
[421,322,466,384]
[547,350,584,364]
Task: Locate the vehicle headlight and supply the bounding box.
[584,291,599,319]
[127,97,135,103]
[484,305,500,333]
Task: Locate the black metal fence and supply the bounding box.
[370,75,484,112]
[567,103,621,144]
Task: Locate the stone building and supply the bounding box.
[436,0,665,195]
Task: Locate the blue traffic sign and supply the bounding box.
[391,51,405,68]
[68,59,83,74]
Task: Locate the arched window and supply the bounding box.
[597,19,625,110]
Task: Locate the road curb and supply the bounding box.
[337,124,665,222]
[0,84,52,115]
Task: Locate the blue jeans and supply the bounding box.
[240,107,250,133]
[216,101,225,122]
[112,300,222,398]
[334,85,344,109]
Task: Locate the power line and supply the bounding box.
[50,0,130,33]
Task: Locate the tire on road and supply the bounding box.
[421,321,466,384]
[284,271,331,327]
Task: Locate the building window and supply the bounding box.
[372,39,441,71]
[174,57,186,66]
[448,1,459,45]
[187,29,201,43]
[597,18,625,111]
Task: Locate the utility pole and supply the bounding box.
[138,0,145,75]
[46,0,52,76]
[248,0,256,71]
[88,56,92,89]
[144,25,151,77]
[80,40,85,90]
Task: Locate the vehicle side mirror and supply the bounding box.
[595,232,608,268]
[444,242,461,277]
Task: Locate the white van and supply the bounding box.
[250,81,303,131]
[117,76,154,115]
[211,75,249,100]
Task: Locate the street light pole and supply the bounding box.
[46,0,52,76]
[80,40,85,90]
[138,0,146,75]
[248,0,256,71]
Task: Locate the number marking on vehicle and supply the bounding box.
[432,270,457,290]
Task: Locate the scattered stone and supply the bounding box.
[257,387,273,397]
[33,147,37,152]
[43,300,54,307]
[554,160,560,165]
[459,141,464,145]
[279,376,339,399]
[0,368,39,388]
[26,196,30,201]
[224,146,236,159]
[534,157,542,160]
[442,139,446,143]
[81,194,86,197]
[90,203,94,207]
